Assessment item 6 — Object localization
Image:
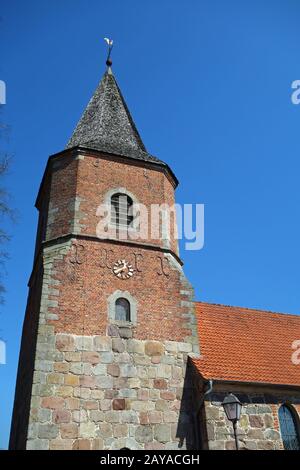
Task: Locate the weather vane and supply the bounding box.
[104,38,113,67]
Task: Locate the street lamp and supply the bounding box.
[221,393,242,450]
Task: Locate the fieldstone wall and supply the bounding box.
[8,262,44,450]
[203,388,300,450]
[26,330,195,450]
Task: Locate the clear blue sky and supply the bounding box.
[1,0,300,449]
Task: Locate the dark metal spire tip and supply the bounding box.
[104,38,113,69]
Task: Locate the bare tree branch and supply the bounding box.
[0,104,15,304]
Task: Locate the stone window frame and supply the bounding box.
[107,290,138,327]
[103,187,140,232]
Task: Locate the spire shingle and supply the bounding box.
[67,69,163,164]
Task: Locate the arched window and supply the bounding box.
[111,193,133,229]
[279,404,300,450]
[108,290,137,326]
[115,298,131,322]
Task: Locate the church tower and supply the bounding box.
[9,55,200,450]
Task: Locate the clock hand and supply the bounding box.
[114,265,126,274]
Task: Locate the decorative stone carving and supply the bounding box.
[133,252,143,273]
[156,255,170,277]
[99,248,114,269]
[69,243,85,265]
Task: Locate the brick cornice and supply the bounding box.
[35,146,178,209]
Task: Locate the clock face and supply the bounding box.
[113,259,134,279]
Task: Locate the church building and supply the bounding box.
[9,53,300,451]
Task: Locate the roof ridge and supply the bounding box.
[195,300,300,319]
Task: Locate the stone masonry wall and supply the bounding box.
[27,332,194,450]
[204,387,300,450]
[9,262,43,450]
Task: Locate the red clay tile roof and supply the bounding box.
[192,302,300,387]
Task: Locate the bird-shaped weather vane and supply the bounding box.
[104,37,113,67]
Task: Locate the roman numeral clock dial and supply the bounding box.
[113,259,134,279]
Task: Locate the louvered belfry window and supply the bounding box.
[111,193,133,229]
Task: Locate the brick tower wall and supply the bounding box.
[9,150,200,450]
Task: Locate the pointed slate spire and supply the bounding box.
[67,67,162,164]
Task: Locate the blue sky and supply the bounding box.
[1,0,300,449]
